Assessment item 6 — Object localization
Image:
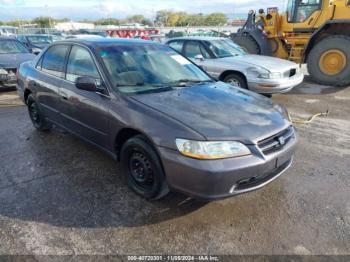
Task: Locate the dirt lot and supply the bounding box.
[0,79,349,256]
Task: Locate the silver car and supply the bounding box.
[166,37,304,94]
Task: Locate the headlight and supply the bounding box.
[268,72,282,79]
[175,139,251,160]
[0,68,8,75]
[247,67,282,79]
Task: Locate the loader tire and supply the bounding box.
[307,36,350,87]
[231,35,260,54]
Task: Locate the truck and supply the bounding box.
[231,0,350,86]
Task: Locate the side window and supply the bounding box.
[295,0,321,23]
[184,41,203,59]
[199,43,211,59]
[168,41,184,53]
[66,46,100,82]
[42,45,69,78]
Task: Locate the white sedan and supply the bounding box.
[166,37,304,95]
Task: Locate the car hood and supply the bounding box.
[0,53,36,69]
[220,54,298,72]
[131,82,290,143]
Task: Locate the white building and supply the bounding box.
[55,22,95,32]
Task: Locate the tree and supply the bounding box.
[32,17,53,28]
[141,18,153,27]
[128,15,145,24]
[204,13,227,26]
[155,10,171,26]
[95,18,120,26]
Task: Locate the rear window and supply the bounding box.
[0,40,28,54]
[41,45,69,78]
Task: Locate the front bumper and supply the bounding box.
[248,72,304,94]
[158,129,297,200]
[0,70,17,85]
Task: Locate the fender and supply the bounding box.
[303,19,350,62]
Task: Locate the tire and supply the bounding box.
[26,94,52,131]
[120,135,169,200]
[307,36,350,86]
[231,35,260,54]
[223,73,248,89]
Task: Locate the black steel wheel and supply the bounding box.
[27,94,52,131]
[120,135,169,200]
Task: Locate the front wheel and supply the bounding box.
[120,135,169,200]
[224,73,248,89]
[307,36,350,86]
[27,94,52,131]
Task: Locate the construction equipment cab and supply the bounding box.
[232,0,350,86]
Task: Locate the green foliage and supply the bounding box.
[155,10,228,26]
[95,18,120,26]
[32,16,53,28]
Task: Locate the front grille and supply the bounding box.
[235,158,292,191]
[283,68,297,78]
[258,126,294,155]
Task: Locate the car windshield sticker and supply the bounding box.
[171,55,191,65]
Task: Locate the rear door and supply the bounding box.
[59,44,111,148]
[33,44,70,125]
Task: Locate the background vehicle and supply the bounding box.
[231,0,350,86]
[166,37,304,95]
[0,37,36,86]
[0,26,17,36]
[65,34,104,39]
[16,34,53,54]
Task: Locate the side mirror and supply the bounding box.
[194,54,204,62]
[75,76,99,92]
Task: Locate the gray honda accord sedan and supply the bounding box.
[17,38,297,200]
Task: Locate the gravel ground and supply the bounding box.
[0,80,349,256]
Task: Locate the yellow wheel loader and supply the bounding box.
[231,0,350,86]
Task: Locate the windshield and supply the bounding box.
[287,0,321,23]
[207,39,246,58]
[99,44,212,94]
[0,40,29,54]
[27,35,52,44]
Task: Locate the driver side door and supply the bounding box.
[59,45,111,149]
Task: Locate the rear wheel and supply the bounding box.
[307,36,350,86]
[223,73,248,89]
[27,94,52,131]
[231,35,260,54]
[120,135,169,200]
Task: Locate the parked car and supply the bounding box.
[166,37,304,95]
[0,26,17,37]
[65,34,104,39]
[0,37,36,86]
[17,38,297,200]
[16,34,53,54]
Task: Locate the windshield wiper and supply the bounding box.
[164,79,214,87]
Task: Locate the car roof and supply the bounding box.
[166,36,227,42]
[57,37,157,47]
[19,34,51,37]
[0,36,19,41]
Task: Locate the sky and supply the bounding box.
[0,0,286,21]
